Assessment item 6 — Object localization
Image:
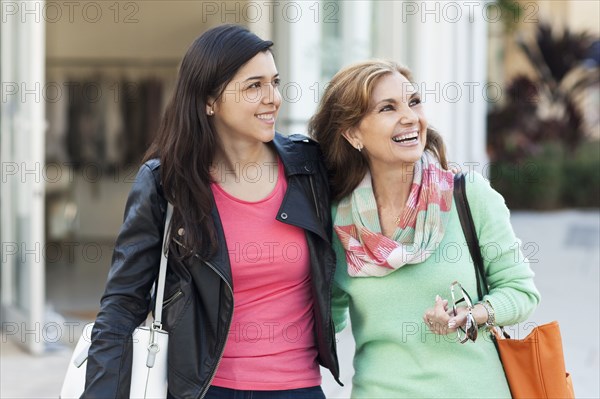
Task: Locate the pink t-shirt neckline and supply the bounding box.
[211,160,282,205]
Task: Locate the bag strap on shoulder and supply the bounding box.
[453,173,487,299]
[153,203,173,329]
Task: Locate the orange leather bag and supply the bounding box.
[492,322,574,398]
[454,174,575,399]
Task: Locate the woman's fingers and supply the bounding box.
[423,295,452,334]
[447,307,469,331]
[434,295,445,312]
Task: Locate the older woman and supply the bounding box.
[309,60,540,398]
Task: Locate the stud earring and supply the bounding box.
[356,143,363,152]
[208,109,214,116]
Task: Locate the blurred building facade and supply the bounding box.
[1,0,597,354]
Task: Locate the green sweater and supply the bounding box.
[332,172,541,398]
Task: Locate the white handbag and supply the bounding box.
[60,204,173,398]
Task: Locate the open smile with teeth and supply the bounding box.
[392,132,419,143]
[256,113,275,121]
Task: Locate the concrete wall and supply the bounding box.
[46,2,223,60]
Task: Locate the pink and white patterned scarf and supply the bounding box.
[334,151,454,277]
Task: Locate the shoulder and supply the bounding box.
[143,158,161,171]
[462,170,510,221]
[137,158,161,184]
[288,133,318,145]
[135,159,164,200]
[273,132,325,173]
[463,171,499,201]
[293,136,323,169]
[278,133,320,155]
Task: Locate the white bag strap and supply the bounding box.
[153,203,173,329]
[71,203,174,369]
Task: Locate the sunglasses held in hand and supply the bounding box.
[450,281,478,343]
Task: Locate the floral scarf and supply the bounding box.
[334,151,454,277]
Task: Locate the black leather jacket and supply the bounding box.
[84,134,341,398]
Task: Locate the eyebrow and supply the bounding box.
[243,73,279,82]
[375,98,398,106]
[374,91,420,106]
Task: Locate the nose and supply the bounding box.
[263,84,281,107]
[262,83,281,107]
[399,105,418,125]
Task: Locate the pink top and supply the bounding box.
[210,159,321,390]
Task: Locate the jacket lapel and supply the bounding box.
[273,134,329,242]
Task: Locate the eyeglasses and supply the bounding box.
[450,281,478,343]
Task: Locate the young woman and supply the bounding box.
[83,24,340,399]
[310,60,540,398]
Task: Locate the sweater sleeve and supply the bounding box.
[332,281,350,333]
[465,171,541,326]
[331,204,350,333]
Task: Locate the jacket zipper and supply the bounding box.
[197,259,233,399]
[162,289,183,309]
[308,174,321,221]
[172,239,234,398]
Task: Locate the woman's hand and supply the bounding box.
[446,306,470,332]
[424,296,489,334]
[422,295,450,334]
[448,303,489,331]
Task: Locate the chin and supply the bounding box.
[405,154,425,166]
[257,129,276,143]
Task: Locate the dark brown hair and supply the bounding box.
[308,60,448,202]
[143,25,273,259]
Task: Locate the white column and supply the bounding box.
[25,2,47,355]
[466,3,490,174]
[1,0,46,354]
[1,0,17,306]
[372,1,410,63]
[274,1,322,135]
[340,1,371,65]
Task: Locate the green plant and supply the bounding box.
[487,21,599,209]
[561,142,600,208]
[516,23,598,152]
[490,143,564,210]
[488,23,598,163]
[490,141,600,210]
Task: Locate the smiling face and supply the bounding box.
[344,71,427,170]
[209,51,282,145]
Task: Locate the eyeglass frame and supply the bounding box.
[450,281,478,343]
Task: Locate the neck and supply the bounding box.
[212,139,277,181]
[369,161,415,209]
